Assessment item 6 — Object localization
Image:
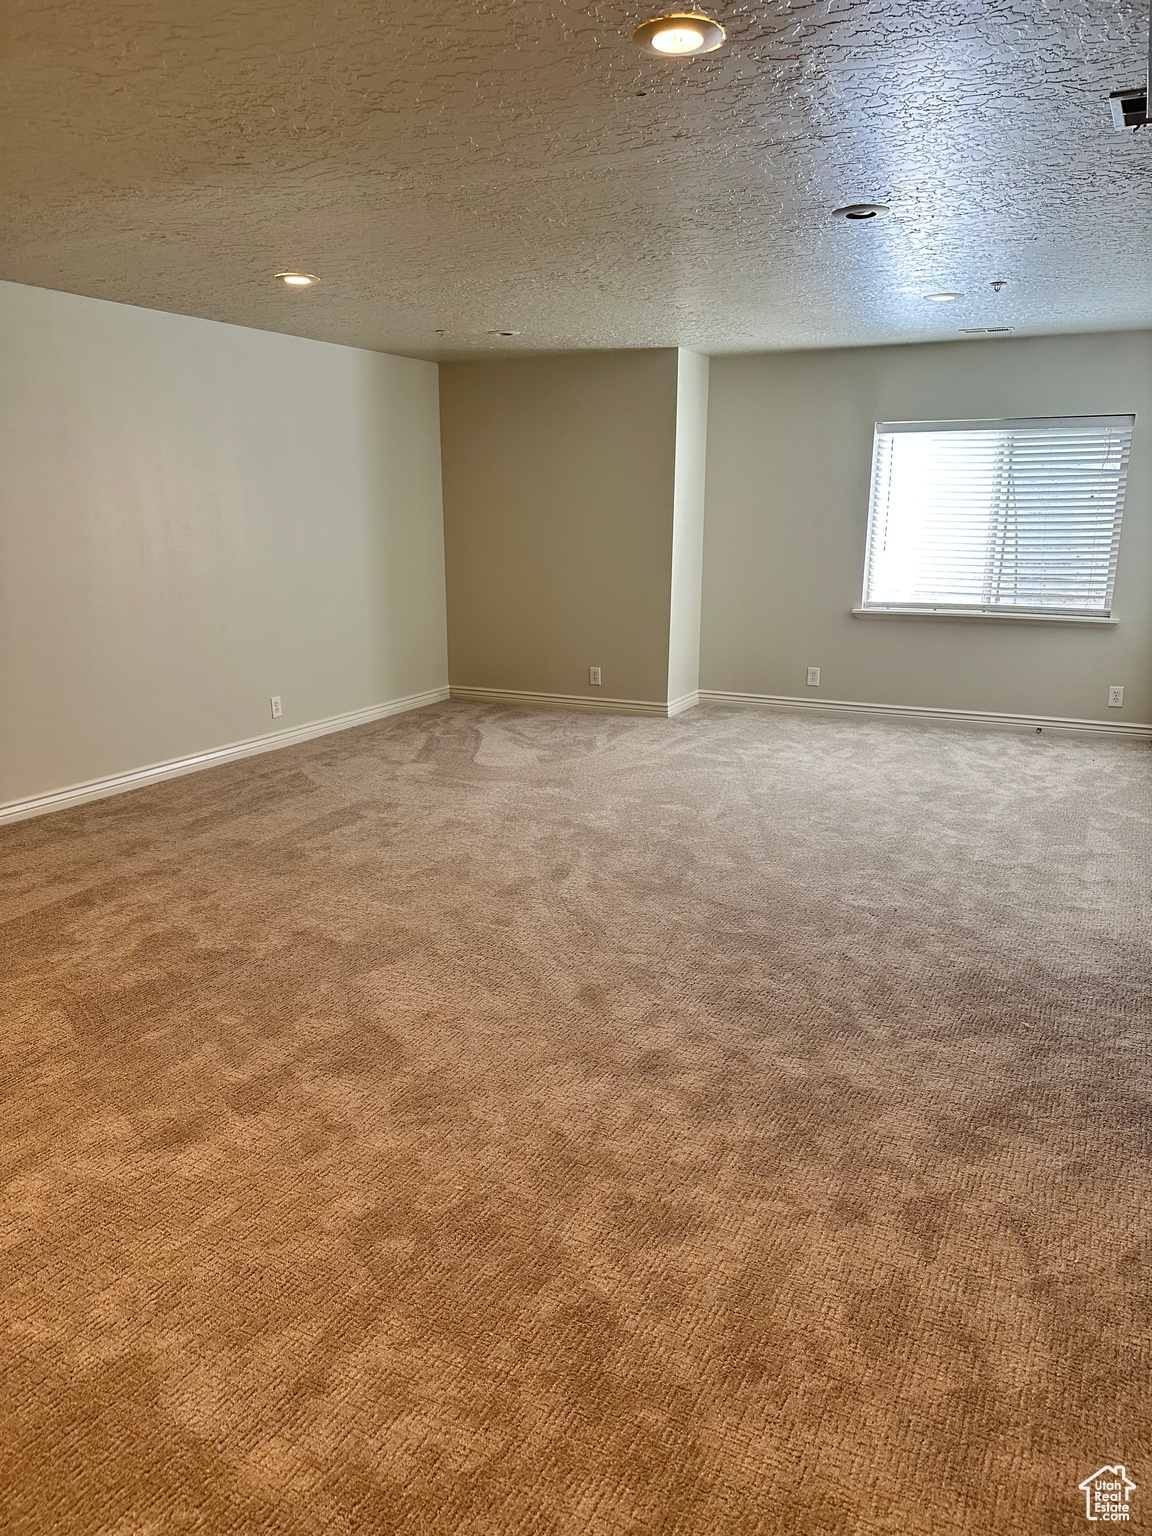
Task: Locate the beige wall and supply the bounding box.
[440,351,681,705]
[668,350,709,706]
[0,281,448,809]
[701,332,1152,723]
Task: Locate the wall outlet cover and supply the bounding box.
[806,667,820,687]
[1108,685,1124,708]
[589,667,601,686]
[270,695,283,719]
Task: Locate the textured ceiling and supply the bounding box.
[2,0,1151,358]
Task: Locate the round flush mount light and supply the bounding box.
[925,291,964,302]
[832,203,889,220]
[632,13,726,56]
[487,329,521,337]
[276,271,317,287]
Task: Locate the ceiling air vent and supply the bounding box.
[1109,88,1148,129]
[961,327,1015,335]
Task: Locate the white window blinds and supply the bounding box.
[862,416,1134,617]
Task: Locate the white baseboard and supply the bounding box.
[667,691,700,717]
[0,686,451,827]
[449,685,674,718]
[697,690,1152,741]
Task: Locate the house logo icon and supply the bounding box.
[1079,1466,1136,1522]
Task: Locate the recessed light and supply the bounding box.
[487,329,521,337]
[925,292,963,302]
[276,271,317,287]
[832,203,889,220]
[632,12,725,56]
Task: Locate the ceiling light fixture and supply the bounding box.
[276,271,317,287]
[925,292,963,302]
[632,12,725,56]
[487,329,521,337]
[832,203,889,220]
[1109,86,1148,131]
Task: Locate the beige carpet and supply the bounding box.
[1,702,1148,1535]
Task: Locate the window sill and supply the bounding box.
[851,607,1118,627]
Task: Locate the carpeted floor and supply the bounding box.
[1,702,1148,1535]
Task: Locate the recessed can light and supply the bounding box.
[632,12,725,56]
[925,292,963,302]
[276,271,317,287]
[832,203,889,220]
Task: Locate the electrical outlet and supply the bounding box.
[1108,684,1124,708]
[589,667,601,686]
[806,667,821,687]
[270,695,283,719]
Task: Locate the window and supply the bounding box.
[860,416,1134,620]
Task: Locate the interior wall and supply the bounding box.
[440,350,681,705]
[668,350,709,706]
[0,280,448,809]
[701,331,1152,723]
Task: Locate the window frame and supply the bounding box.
[854,414,1134,626]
